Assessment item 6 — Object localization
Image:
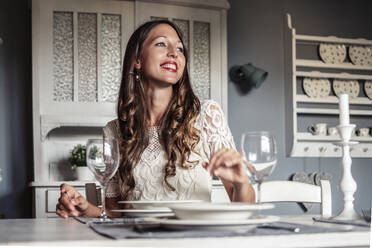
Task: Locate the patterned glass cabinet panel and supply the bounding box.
[138,1,227,113]
[34,0,133,118]
[53,12,122,103]
[32,0,134,183]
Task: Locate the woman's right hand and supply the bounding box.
[56,183,89,218]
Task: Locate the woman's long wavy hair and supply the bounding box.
[116,20,201,200]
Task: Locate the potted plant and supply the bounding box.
[69,144,94,181]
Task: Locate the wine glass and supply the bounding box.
[241,131,277,205]
[86,138,120,221]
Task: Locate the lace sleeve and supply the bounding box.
[200,100,236,158]
[103,120,121,198]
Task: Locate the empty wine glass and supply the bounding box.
[86,138,119,221]
[241,132,277,205]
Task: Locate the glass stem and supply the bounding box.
[257,182,262,217]
[100,185,107,220]
[257,182,261,204]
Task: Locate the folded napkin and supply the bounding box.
[313,217,371,227]
[88,221,351,240]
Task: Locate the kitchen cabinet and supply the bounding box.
[31,0,230,217]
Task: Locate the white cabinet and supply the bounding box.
[284,14,372,158]
[31,181,87,218]
[31,0,229,218]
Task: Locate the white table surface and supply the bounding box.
[0,216,369,247]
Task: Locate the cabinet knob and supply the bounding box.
[363,148,368,153]
[304,147,309,152]
[334,147,340,152]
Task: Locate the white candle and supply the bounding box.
[339,94,350,125]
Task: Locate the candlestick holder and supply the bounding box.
[332,124,361,220]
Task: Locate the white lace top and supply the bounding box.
[103,100,235,201]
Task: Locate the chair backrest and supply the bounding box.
[253,180,332,218]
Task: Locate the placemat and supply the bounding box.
[74,216,146,225]
[88,221,352,239]
[313,217,371,227]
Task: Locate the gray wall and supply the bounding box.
[228,0,372,215]
[0,0,33,218]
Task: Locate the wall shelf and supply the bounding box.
[295,71,372,81]
[284,13,372,157]
[296,59,372,71]
[296,95,372,105]
[296,108,372,116]
[295,34,372,45]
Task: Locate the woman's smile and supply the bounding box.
[160,61,178,72]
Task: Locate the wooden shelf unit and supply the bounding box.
[284,13,372,157]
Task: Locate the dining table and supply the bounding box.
[0,215,369,247]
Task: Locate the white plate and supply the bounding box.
[303,77,331,98]
[319,43,346,64]
[333,79,360,99]
[349,45,372,66]
[169,202,274,220]
[110,209,175,218]
[117,200,204,210]
[364,81,372,100]
[157,215,280,231]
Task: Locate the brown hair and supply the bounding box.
[116,20,200,200]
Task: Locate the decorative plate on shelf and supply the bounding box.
[364,81,372,100]
[303,77,331,98]
[349,45,372,66]
[333,79,360,99]
[319,43,346,64]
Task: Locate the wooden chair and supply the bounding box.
[252,180,332,218]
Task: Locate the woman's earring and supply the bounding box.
[135,73,140,82]
[129,72,140,82]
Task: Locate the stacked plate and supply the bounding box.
[111,200,202,217]
[157,202,278,230]
[112,201,279,230]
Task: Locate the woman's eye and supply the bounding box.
[177,47,184,53]
[155,42,166,47]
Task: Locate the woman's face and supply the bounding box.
[137,24,186,87]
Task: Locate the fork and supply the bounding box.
[361,209,371,223]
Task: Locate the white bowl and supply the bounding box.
[169,202,274,221]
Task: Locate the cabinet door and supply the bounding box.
[135,1,224,108]
[33,0,134,117]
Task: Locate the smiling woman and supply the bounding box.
[56,20,255,219]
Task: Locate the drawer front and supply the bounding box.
[46,188,85,213]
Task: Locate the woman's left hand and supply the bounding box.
[202,148,250,185]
